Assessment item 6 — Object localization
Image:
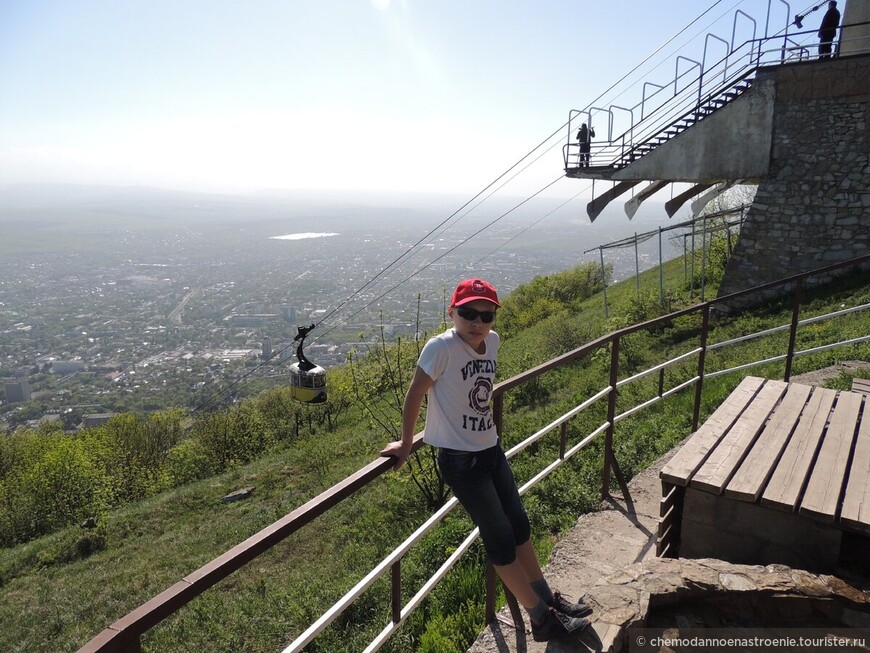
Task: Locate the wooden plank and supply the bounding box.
[660,483,679,517]
[762,388,836,512]
[725,383,813,501]
[691,380,788,494]
[800,391,863,523]
[841,400,870,533]
[852,378,870,395]
[660,376,765,486]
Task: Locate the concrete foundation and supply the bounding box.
[680,487,843,572]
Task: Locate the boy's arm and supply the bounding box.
[380,366,434,470]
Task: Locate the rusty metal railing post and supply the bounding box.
[391,561,401,624]
[692,304,711,432]
[602,336,620,500]
[486,393,505,626]
[784,278,803,381]
[492,393,504,437]
[485,562,497,624]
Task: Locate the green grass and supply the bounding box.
[2,252,869,653]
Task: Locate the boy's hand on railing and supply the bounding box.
[380,440,412,471]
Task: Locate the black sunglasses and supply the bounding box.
[456,307,496,323]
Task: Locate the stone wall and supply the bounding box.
[718,56,870,302]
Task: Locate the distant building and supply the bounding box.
[262,336,272,360]
[81,413,115,428]
[224,314,280,327]
[4,380,31,403]
[279,306,298,322]
[52,361,86,375]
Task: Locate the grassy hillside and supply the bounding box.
[2,250,869,653]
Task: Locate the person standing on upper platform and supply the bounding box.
[818,1,840,59]
[576,123,595,167]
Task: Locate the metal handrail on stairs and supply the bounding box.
[561,22,870,173]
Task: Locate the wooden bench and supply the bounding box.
[657,376,870,571]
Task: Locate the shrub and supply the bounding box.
[0,438,112,546]
[193,404,275,471]
[166,438,214,485]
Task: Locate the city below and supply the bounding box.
[0,184,682,431]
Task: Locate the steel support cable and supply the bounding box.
[317,176,567,339]
[213,152,584,407]
[192,0,734,413]
[192,153,567,412]
[317,125,572,333]
[384,180,593,330]
[314,1,743,340]
[314,145,581,341]
[590,0,741,113]
[192,176,568,413]
[308,128,578,335]
[413,180,596,311]
[317,0,737,332]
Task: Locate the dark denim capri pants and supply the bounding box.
[437,442,531,566]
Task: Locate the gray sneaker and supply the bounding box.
[550,591,593,618]
[531,607,591,642]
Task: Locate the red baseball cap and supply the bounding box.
[451,278,500,307]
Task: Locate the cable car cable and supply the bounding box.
[190,0,735,412]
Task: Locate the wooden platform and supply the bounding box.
[657,376,870,562]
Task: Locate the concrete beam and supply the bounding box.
[665,183,714,218]
[625,180,670,219]
[587,181,641,222]
[690,181,736,216]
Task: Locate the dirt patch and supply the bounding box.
[788,360,870,387]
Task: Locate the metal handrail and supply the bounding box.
[563,21,870,171]
[77,252,870,653]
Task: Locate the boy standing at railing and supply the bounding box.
[381,278,592,642]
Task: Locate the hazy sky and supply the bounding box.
[0,0,816,197]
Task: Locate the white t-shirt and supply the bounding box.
[417,328,499,451]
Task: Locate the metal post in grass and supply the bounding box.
[692,304,711,431]
[683,234,688,285]
[690,224,696,298]
[599,246,609,318]
[701,213,708,302]
[602,336,619,500]
[784,278,803,381]
[485,563,497,623]
[635,232,640,296]
[391,561,401,624]
[659,226,664,305]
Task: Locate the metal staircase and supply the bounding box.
[563,11,819,177]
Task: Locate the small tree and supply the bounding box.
[681,184,757,295]
[348,299,449,509]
